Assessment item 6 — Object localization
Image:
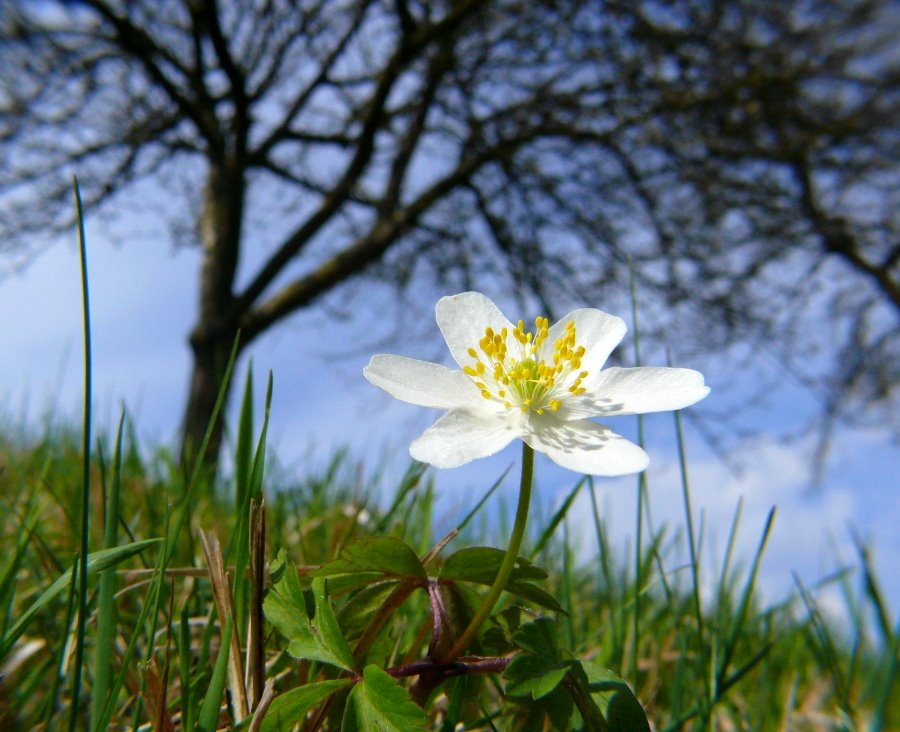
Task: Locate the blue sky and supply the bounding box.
[1,226,898,620]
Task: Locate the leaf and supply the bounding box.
[512,616,560,659]
[544,685,576,729]
[0,538,160,659]
[440,548,562,612]
[440,547,547,583]
[341,665,429,731]
[309,577,357,670]
[314,537,427,582]
[322,572,390,596]
[505,655,569,700]
[510,684,575,732]
[480,605,523,655]
[264,551,309,635]
[260,679,352,732]
[264,557,356,672]
[337,581,403,638]
[505,619,567,700]
[506,581,565,614]
[503,618,642,731]
[581,661,650,732]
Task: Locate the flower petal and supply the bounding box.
[436,292,515,369]
[410,409,521,468]
[545,308,627,380]
[364,355,483,409]
[524,418,649,476]
[568,366,710,418]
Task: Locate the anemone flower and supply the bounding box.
[364,291,709,476]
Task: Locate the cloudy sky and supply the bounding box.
[1,226,897,620]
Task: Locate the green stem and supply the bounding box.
[441,442,534,663]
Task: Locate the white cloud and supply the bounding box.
[560,430,898,618]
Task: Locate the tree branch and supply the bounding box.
[233,0,486,318]
[239,139,516,342]
[794,153,900,309]
[80,0,224,152]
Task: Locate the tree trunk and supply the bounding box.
[180,161,245,476]
[181,330,241,476]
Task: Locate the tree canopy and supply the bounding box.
[1,0,897,463]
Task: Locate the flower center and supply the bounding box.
[463,317,589,414]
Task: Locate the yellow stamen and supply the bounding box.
[462,317,590,414]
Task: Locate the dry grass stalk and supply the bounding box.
[199,530,250,721]
[245,499,267,711]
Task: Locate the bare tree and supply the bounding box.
[1,0,897,468]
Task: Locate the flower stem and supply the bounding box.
[441,442,534,663]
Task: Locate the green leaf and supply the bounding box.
[260,679,352,732]
[264,556,356,672]
[342,665,429,731]
[505,619,569,700]
[321,572,391,597]
[505,581,565,614]
[310,577,357,670]
[512,616,560,659]
[0,539,160,659]
[504,618,648,731]
[510,684,575,732]
[338,581,403,638]
[440,547,547,583]
[546,685,577,730]
[440,548,562,612]
[315,537,427,582]
[505,654,570,700]
[581,661,650,732]
[266,550,308,622]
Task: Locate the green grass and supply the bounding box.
[0,404,896,730]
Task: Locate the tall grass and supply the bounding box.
[0,404,896,729]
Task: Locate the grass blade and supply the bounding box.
[853,533,894,646]
[70,176,93,731]
[95,547,169,731]
[716,507,776,690]
[530,475,587,559]
[456,464,513,533]
[794,573,851,711]
[246,499,267,711]
[871,617,900,732]
[42,554,80,730]
[233,371,273,658]
[374,460,428,534]
[197,615,234,732]
[672,404,710,715]
[235,362,255,524]
[0,539,161,658]
[178,601,195,731]
[629,259,646,685]
[90,412,127,729]
[0,497,42,644]
[587,476,620,654]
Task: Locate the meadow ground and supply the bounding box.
[0,392,896,730]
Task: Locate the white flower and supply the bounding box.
[364,292,710,475]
